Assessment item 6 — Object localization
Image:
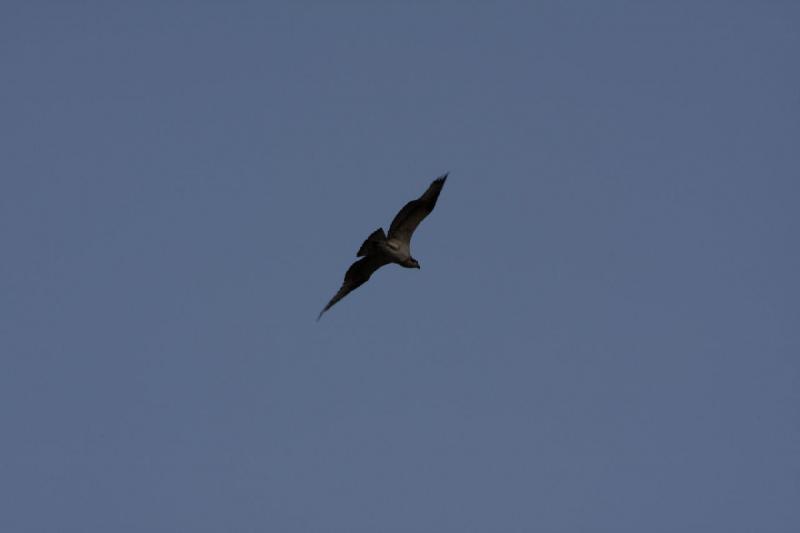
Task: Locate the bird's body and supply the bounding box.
[318,174,448,320]
[381,238,412,264]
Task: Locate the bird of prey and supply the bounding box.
[318,173,448,320]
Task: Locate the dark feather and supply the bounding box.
[357,227,386,257]
[317,254,390,320]
[388,173,448,244]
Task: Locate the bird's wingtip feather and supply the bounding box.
[431,173,448,186]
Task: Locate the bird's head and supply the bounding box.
[405,257,421,269]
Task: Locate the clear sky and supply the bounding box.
[2,2,798,532]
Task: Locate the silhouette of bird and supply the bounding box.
[318,173,448,320]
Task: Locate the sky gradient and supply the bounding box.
[2,2,799,532]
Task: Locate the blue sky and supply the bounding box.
[2,2,798,531]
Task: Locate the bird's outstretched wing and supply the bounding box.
[318,254,390,320]
[388,174,448,245]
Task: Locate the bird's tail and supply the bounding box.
[357,227,386,256]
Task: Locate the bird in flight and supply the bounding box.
[318,173,448,320]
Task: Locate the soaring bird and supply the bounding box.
[318,173,448,320]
